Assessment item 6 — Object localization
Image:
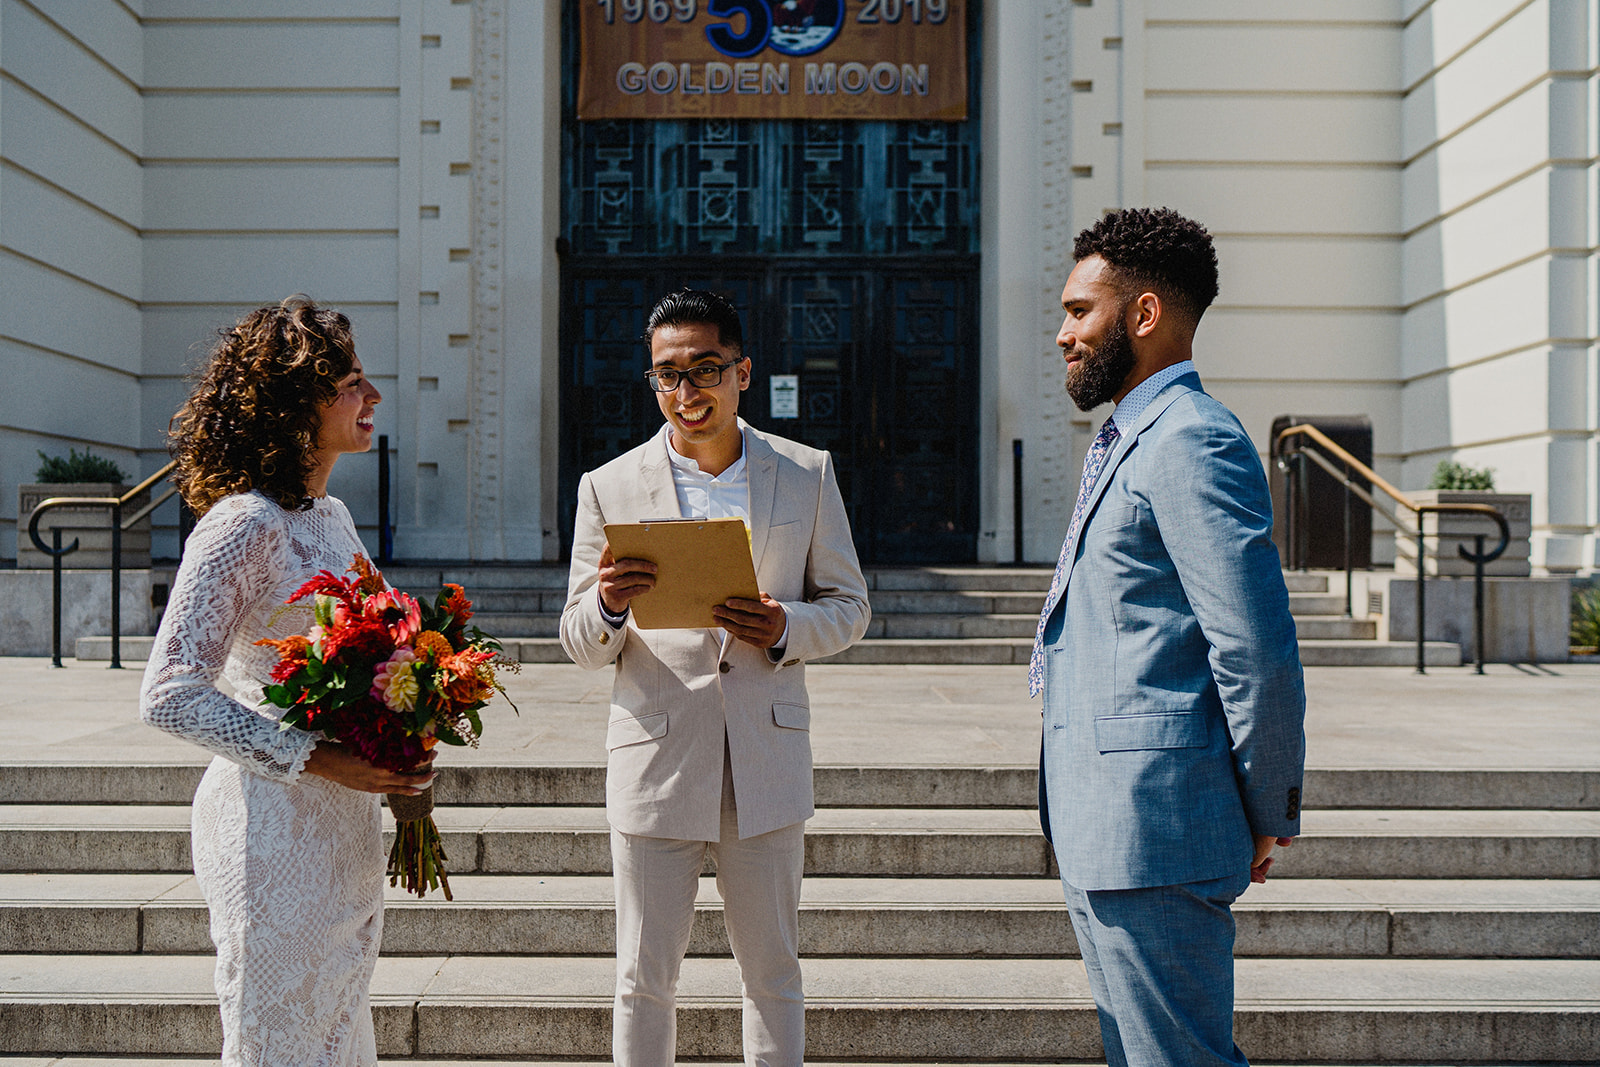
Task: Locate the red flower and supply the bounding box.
[287,569,359,607]
[320,615,395,666]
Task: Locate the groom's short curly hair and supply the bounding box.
[1074,207,1219,324]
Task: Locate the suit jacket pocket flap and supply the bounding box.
[772,701,810,730]
[1094,711,1206,752]
[607,710,667,750]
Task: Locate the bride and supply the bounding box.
[140,297,434,1066]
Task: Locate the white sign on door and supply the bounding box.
[769,375,799,419]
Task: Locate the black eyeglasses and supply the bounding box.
[644,358,743,392]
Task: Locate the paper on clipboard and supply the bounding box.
[603,516,759,629]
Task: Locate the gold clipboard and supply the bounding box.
[603,517,759,629]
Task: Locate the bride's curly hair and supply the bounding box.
[170,297,355,516]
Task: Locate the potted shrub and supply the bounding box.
[1573,585,1600,657]
[17,448,150,569]
[1395,461,1531,577]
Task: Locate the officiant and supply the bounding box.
[559,287,870,1067]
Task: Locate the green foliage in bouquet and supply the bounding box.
[35,447,127,484]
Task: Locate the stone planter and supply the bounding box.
[1394,490,1530,578]
[17,482,151,570]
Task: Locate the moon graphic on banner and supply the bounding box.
[766,0,844,57]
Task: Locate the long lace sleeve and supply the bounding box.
[140,495,319,781]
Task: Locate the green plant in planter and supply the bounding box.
[35,447,128,484]
[1573,586,1600,654]
[1428,460,1496,491]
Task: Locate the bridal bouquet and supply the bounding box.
[257,555,513,899]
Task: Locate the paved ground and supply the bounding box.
[7,656,1598,772]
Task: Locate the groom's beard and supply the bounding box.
[1065,313,1136,412]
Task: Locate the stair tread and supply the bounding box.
[5,873,1598,910]
[5,953,1597,1006]
[6,804,1597,833]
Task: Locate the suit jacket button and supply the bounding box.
[599,632,609,645]
[719,662,732,673]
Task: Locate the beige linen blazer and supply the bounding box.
[560,422,870,841]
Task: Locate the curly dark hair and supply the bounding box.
[1074,207,1219,324]
[644,288,745,353]
[169,298,355,516]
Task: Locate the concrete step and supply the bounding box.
[868,590,1045,614]
[1298,639,1461,667]
[5,806,1596,878]
[867,613,1038,639]
[463,588,566,613]
[80,634,1462,669]
[6,762,1597,810]
[0,1062,1572,1067]
[868,567,1051,592]
[4,874,1594,960]
[816,637,1030,665]
[2,954,1595,1060]
[491,636,1470,668]
[1282,571,1332,593]
[462,613,559,638]
[1288,592,1351,615]
[1292,615,1378,640]
[378,565,569,591]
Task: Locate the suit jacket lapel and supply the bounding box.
[1058,374,1200,592]
[744,422,778,573]
[638,432,681,519]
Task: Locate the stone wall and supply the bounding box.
[0,570,155,658]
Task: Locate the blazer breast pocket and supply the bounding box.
[1093,711,1207,753]
[1105,503,1140,529]
[607,710,667,751]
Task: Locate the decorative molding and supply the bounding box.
[1035,1,1078,530]
[469,0,509,557]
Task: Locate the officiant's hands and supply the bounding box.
[304,742,436,795]
[1250,834,1295,883]
[597,542,657,615]
[714,593,786,648]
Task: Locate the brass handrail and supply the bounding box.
[1273,424,1510,674]
[1274,424,1503,524]
[24,460,179,669]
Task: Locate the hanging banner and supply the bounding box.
[577,0,967,121]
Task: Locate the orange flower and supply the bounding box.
[351,554,386,596]
[254,634,311,662]
[439,648,496,705]
[412,630,453,662]
[443,583,474,624]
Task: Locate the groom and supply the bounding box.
[1031,207,1306,1066]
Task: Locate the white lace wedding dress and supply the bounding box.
[140,491,384,1067]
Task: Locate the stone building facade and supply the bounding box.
[2,0,1596,573]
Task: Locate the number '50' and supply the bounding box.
[705,0,771,58]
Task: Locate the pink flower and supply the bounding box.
[371,648,420,712]
[364,590,422,645]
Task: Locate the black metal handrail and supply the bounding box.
[26,461,179,669]
[1274,424,1510,674]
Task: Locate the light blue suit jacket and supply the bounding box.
[1039,372,1305,891]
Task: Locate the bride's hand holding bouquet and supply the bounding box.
[257,554,515,899]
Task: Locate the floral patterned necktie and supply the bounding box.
[1028,418,1121,697]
